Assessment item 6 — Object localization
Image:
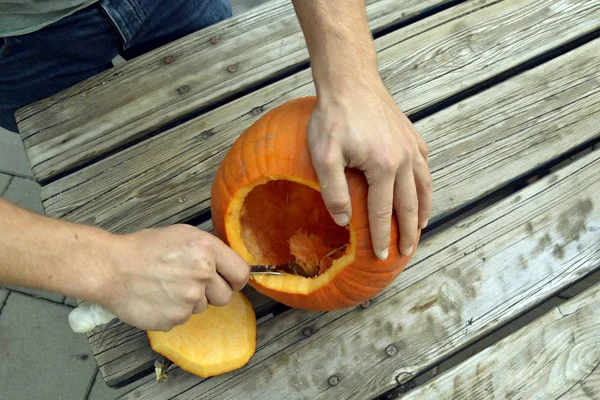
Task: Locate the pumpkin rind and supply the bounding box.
[211,96,420,311]
[147,291,256,378]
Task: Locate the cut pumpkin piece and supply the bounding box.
[211,96,421,311]
[147,291,256,378]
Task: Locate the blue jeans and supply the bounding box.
[0,0,232,132]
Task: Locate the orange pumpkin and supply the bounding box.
[211,96,420,311]
[147,291,256,378]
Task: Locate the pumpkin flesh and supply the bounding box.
[240,179,351,277]
[147,291,256,378]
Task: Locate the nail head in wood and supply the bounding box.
[328,375,339,386]
[385,344,398,357]
[228,64,238,73]
[164,55,174,64]
[360,300,371,309]
[177,86,190,95]
[302,327,313,337]
[210,36,220,44]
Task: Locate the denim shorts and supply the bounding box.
[0,0,232,132]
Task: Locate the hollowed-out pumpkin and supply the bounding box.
[147,291,256,378]
[211,96,420,311]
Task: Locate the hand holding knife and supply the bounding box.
[67,263,303,333]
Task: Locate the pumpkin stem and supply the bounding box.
[154,356,173,382]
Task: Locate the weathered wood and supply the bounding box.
[400,283,600,400]
[105,35,600,389]
[91,27,600,387]
[15,0,452,182]
[119,134,600,399]
[39,0,600,235]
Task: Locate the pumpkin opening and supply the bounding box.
[239,180,350,277]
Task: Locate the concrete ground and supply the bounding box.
[1,1,599,399]
[0,125,144,399]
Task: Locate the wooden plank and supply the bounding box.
[230,0,272,17]
[400,283,600,400]
[104,35,600,388]
[15,0,452,182]
[119,133,600,399]
[39,0,600,234]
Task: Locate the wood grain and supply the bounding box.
[39,0,600,235]
[102,34,600,389]
[400,284,600,400]
[15,0,452,182]
[119,131,600,399]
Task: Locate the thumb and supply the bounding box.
[313,156,352,226]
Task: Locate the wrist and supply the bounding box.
[72,227,125,307]
[314,70,389,111]
[311,49,381,96]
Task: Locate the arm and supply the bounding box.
[292,0,432,259]
[0,198,113,301]
[0,198,249,331]
[292,0,379,99]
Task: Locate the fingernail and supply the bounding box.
[423,219,429,228]
[377,248,389,260]
[403,245,414,256]
[332,213,349,226]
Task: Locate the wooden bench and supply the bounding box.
[15,0,600,398]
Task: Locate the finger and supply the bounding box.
[415,134,429,163]
[205,274,233,307]
[414,157,432,228]
[213,239,250,291]
[366,167,396,260]
[313,153,352,226]
[394,164,419,256]
[192,295,208,314]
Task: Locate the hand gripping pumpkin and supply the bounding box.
[211,96,420,311]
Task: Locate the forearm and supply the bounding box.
[292,0,380,95]
[0,198,114,303]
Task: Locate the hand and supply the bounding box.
[307,78,432,260]
[99,224,250,331]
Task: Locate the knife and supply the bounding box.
[67,263,303,333]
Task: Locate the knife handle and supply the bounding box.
[68,302,117,333]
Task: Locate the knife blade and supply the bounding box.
[250,261,308,276]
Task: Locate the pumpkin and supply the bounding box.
[147,291,256,378]
[211,96,420,311]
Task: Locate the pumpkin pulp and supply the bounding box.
[226,176,357,295]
